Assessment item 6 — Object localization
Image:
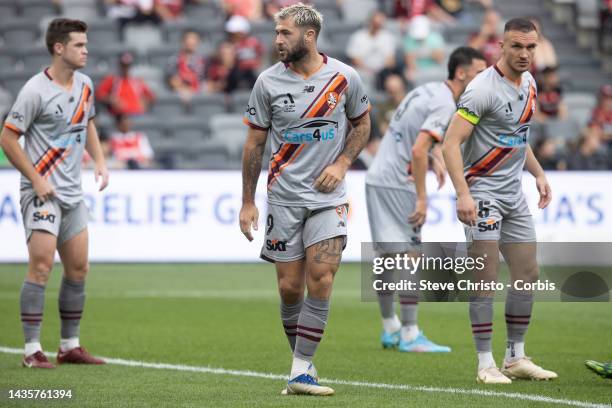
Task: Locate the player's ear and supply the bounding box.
[53,42,63,56]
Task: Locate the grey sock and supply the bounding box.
[280,300,303,352]
[505,288,533,343]
[20,281,46,343]
[469,296,494,353]
[294,296,329,361]
[376,269,395,319]
[58,277,85,339]
[399,295,418,326]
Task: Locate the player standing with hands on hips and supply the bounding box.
[0,19,108,368]
[239,3,370,396]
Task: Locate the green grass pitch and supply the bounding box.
[0,263,610,407]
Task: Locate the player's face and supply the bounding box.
[501,30,538,73]
[275,18,310,63]
[61,32,88,69]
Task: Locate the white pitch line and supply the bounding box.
[0,346,608,408]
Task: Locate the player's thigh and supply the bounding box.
[366,185,421,255]
[304,237,344,298]
[261,204,306,263]
[500,242,538,284]
[275,258,306,300]
[58,228,89,281]
[26,231,57,284]
[500,194,537,244]
[468,240,500,282]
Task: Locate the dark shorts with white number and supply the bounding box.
[260,203,348,263]
[464,193,536,243]
[20,194,89,245]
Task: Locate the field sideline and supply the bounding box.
[0,263,610,407]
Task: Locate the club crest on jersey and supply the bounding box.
[326,91,339,110]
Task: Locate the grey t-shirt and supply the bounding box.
[244,54,370,209]
[5,69,96,207]
[456,65,537,198]
[366,81,456,191]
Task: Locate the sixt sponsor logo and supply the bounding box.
[33,210,56,223]
[281,120,338,143]
[498,124,529,147]
[478,219,500,232]
[266,239,287,251]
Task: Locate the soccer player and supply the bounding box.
[239,4,370,396]
[0,19,108,368]
[442,18,557,384]
[366,47,487,353]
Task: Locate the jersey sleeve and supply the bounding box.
[421,101,455,142]
[456,81,492,126]
[3,83,42,135]
[345,67,370,121]
[243,74,270,130]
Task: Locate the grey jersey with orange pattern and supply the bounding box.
[244,54,370,209]
[4,69,95,207]
[456,65,537,198]
[366,81,456,192]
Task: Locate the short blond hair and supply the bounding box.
[274,3,323,37]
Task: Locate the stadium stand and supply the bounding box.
[0,0,609,170]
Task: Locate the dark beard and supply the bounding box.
[281,41,309,63]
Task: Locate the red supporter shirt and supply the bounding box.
[97,75,155,116]
[110,131,154,163]
[235,36,263,71]
[155,0,184,18]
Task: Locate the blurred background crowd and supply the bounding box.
[0,0,610,171]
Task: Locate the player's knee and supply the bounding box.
[278,277,303,302]
[66,262,89,281]
[309,270,335,290]
[28,258,53,285]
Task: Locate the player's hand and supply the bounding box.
[95,164,109,191]
[408,197,427,227]
[432,158,446,190]
[456,192,477,226]
[33,177,55,203]
[239,202,259,241]
[314,158,349,193]
[535,175,552,209]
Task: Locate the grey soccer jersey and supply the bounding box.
[366,81,456,191]
[4,69,95,207]
[244,54,370,209]
[456,65,537,198]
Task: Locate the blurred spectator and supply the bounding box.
[97,51,156,117]
[599,0,612,51]
[109,115,154,169]
[205,42,235,93]
[264,0,309,19]
[534,137,566,170]
[566,128,609,170]
[82,132,124,170]
[222,0,262,20]
[376,73,408,135]
[352,136,382,169]
[402,15,445,82]
[432,0,492,25]
[528,17,557,73]
[154,0,184,22]
[391,0,435,20]
[223,15,264,93]
[167,30,206,100]
[589,84,612,141]
[468,8,501,66]
[347,11,398,92]
[535,66,567,122]
[105,0,160,31]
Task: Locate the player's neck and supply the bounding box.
[288,50,324,79]
[47,63,75,90]
[445,80,463,102]
[496,60,522,86]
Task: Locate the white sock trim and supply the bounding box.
[24,342,42,356]
[505,341,525,361]
[60,337,80,352]
[290,356,312,380]
[382,315,401,333]
[401,325,419,342]
[477,351,496,370]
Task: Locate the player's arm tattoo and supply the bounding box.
[313,237,343,266]
[242,129,267,204]
[340,113,371,163]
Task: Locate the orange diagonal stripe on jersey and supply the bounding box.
[269,144,292,171]
[268,144,305,189]
[304,75,347,118]
[35,147,65,176]
[519,84,536,124]
[71,85,91,124]
[466,147,504,176]
[43,148,71,178]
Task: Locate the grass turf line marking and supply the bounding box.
[0,346,608,408]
